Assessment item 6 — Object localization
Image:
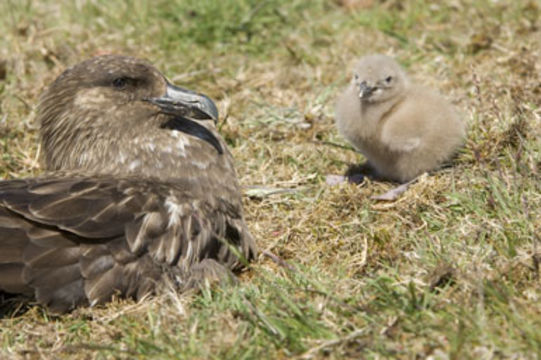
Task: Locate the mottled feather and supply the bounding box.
[0,55,256,313]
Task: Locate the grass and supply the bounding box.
[0,0,540,358]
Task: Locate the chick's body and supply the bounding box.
[336,54,465,183]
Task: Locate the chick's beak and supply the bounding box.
[358,81,374,100]
[146,82,219,122]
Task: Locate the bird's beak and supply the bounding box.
[358,82,374,100]
[146,82,219,122]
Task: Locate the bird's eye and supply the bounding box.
[385,76,393,83]
[354,74,359,80]
[112,77,128,88]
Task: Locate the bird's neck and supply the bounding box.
[46,126,237,190]
[40,113,240,198]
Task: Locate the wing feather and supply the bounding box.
[0,175,256,312]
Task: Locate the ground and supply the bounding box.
[0,0,540,358]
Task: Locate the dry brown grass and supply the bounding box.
[1,0,540,358]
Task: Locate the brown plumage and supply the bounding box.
[0,55,256,313]
[336,54,465,183]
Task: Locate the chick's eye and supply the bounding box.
[112,77,128,88]
[385,76,393,83]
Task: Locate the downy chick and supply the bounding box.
[335,54,465,183]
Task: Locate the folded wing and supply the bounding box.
[0,176,255,313]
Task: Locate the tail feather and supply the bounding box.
[0,206,89,312]
[36,279,86,313]
[0,264,32,295]
[83,264,124,305]
[27,227,76,247]
[0,245,25,264]
[23,245,80,268]
[0,213,31,264]
[0,208,32,295]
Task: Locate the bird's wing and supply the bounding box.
[0,176,255,313]
[379,101,425,153]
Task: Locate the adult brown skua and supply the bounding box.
[336,54,465,183]
[0,55,256,313]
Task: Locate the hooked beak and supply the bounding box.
[146,82,219,122]
[358,82,374,100]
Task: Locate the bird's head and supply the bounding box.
[351,54,408,103]
[37,55,222,172]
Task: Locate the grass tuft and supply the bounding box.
[1,0,540,358]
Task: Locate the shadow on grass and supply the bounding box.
[0,292,34,318]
